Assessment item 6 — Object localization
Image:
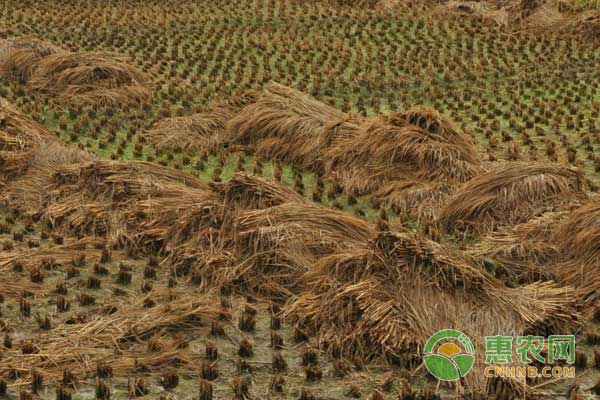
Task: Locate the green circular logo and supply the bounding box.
[423,329,475,381]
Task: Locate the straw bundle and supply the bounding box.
[437,162,587,233]
[466,200,600,314]
[386,107,480,163]
[324,113,481,193]
[285,230,580,394]
[2,157,221,251]
[469,212,565,283]
[549,200,600,312]
[29,51,151,106]
[552,259,600,316]
[375,180,455,224]
[145,91,257,153]
[555,199,600,263]
[214,172,309,210]
[0,142,93,215]
[227,82,362,171]
[0,36,62,81]
[0,99,58,182]
[224,202,375,299]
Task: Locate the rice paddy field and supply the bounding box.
[1,0,600,399]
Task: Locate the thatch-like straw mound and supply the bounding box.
[0,36,63,82]
[463,200,600,314]
[469,212,565,284]
[227,82,363,171]
[1,36,151,105]
[555,258,600,315]
[285,230,580,393]
[0,98,58,182]
[375,180,455,224]
[214,172,309,209]
[29,51,151,106]
[525,3,600,40]
[2,153,221,251]
[437,162,587,233]
[555,199,600,263]
[473,212,564,265]
[228,202,376,299]
[145,91,257,153]
[224,83,481,219]
[170,173,376,299]
[325,112,481,193]
[548,200,600,311]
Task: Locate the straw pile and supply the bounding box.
[525,2,600,40]
[29,51,151,106]
[375,180,455,224]
[437,162,587,233]
[2,157,221,251]
[213,172,309,210]
[0,36,151,105]
[228,202,376,299]
[0,98,58,182]
[285,230,580,393]
[325,110,481,193]
[150,172,376,299]
[221,83,483,220]
[462,196,600,315]
[388,107,481,160]
[145,91,257,153]
[468,212,565,284]
[227,82,364,171]
[0,36,63,82]
[548,200,600,312]
[555,199,600,263]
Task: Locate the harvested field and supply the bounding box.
[0,0,599,399]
